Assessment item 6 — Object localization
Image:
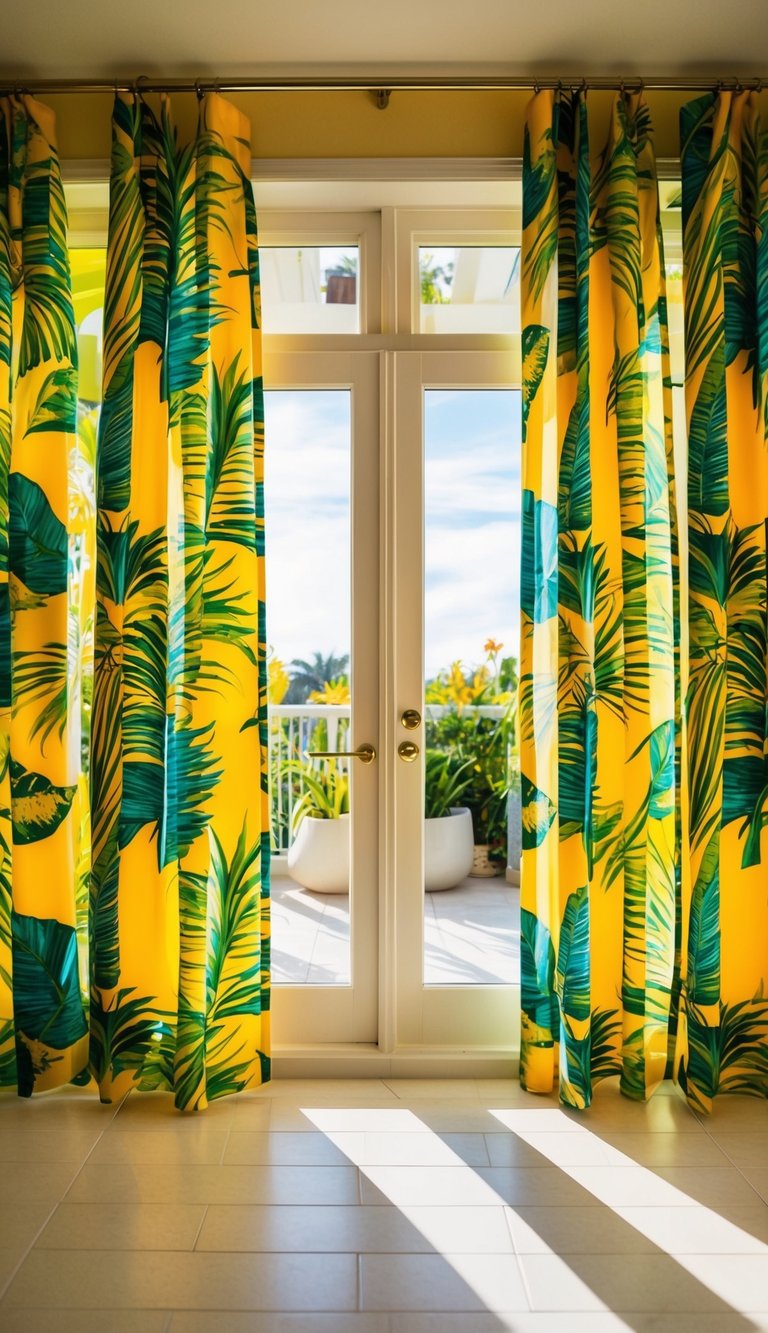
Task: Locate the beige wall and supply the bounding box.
[50,88,693,162]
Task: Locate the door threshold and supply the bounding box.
[272,1045,519,1079]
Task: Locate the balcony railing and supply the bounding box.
[268,702,511,855]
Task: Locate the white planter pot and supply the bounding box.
[287,813,350,894]
[424,806,474,891]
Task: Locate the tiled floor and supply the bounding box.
[1,1077,767,1331]
[272,874,520,985]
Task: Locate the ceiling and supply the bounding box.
[3,0,767,81]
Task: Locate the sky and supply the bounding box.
[263,388,521,682]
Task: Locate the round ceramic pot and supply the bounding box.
[424,806,474,891]
[287,813,350,894]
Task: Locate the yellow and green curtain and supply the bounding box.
[680,89,768,1111]
[0,96,88,1096]
[519,90,682,1107]
[90,92,270,1110]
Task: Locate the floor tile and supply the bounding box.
[360,1252,528,1311]
[520,1251,731,1312]
[113,1093,237,1130]
[170,1315,390,1332]
[0,1202,54,1250]
[197,1201,514,1254]
[389,1317,641,1333]
[89,1129,229,1165]
[556,1164,762,1209]
[0,1161,80,1204]
[0,1313,171,1333]
[613,1204,768,1253]
[651,1166,768,1209]
[698,1096,768,1130]
[708,1133,768,1170]
[66,1161,361,1205]
[35,1202,207,1250]
[2,1249,358,1311]
[587,1130,731,1167]
[0,1129,103,1162]
[327,1130,490,1167]
[360,1165,505,1207]
[475,1166,612,1208]
[504,1205,658,1254]
[303,1108,434,1133]
[223,1131,351,1165]
[384,1080,481,1101]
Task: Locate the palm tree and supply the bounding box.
[286,651,350,703]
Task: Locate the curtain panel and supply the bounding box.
[519,89,683,1108]
[680,89,768,1111]
[0,96,88,1097]
[89,92,270,1110]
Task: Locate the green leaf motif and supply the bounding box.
[10,760,76,845]
[521,772,556,850]
[520,907,558,1035]
[556,884,591,1022]
[688,352,728,518]
[521,324,550,438]
[9,473,68,597]
[688,830,721,1007]
[521,491,558,624]
[23,367,77,437]
[11,911,87,1096]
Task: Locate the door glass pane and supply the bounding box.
[419,247,520,334]
[261,247,359,333]
[423,390,521,985]
[264,391,352,985]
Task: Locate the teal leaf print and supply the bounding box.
[8,473,68,597]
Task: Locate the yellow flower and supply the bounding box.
[309,677,351,706]
[268,655,290,704]
[484,638,504,656]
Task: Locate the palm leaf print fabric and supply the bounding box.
[91,92,270,1110]
[520,89,682,1107]
[680,90,768,1112]
[0,96,88,1096]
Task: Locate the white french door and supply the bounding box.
[387,351,520,1051]
[266,346,521,1056]
[264,351,380,1046]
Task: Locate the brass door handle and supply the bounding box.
[398,740,419,762]
[307,742,376,765]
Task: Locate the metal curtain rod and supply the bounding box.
[0,74,765,95]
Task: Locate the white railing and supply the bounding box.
[267,702,512,854]
[268,704,351,853]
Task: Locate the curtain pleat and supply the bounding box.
[520,90,682,1107]
[680,90,768,1111]
[90,92,270,1110]
[0,96,88,1095]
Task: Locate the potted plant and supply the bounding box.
[423,750,475,891]
[286,759,350,894]
[425,642,518,878]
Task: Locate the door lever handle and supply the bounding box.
[307,742,376,765]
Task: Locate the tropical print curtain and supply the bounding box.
[0,96,88,1096]
[680,89,768,1111]
[91,91,270,1110]
[0,90,270,1111]
[519,89,682,1108]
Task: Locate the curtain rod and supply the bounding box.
[0,75,765,96]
